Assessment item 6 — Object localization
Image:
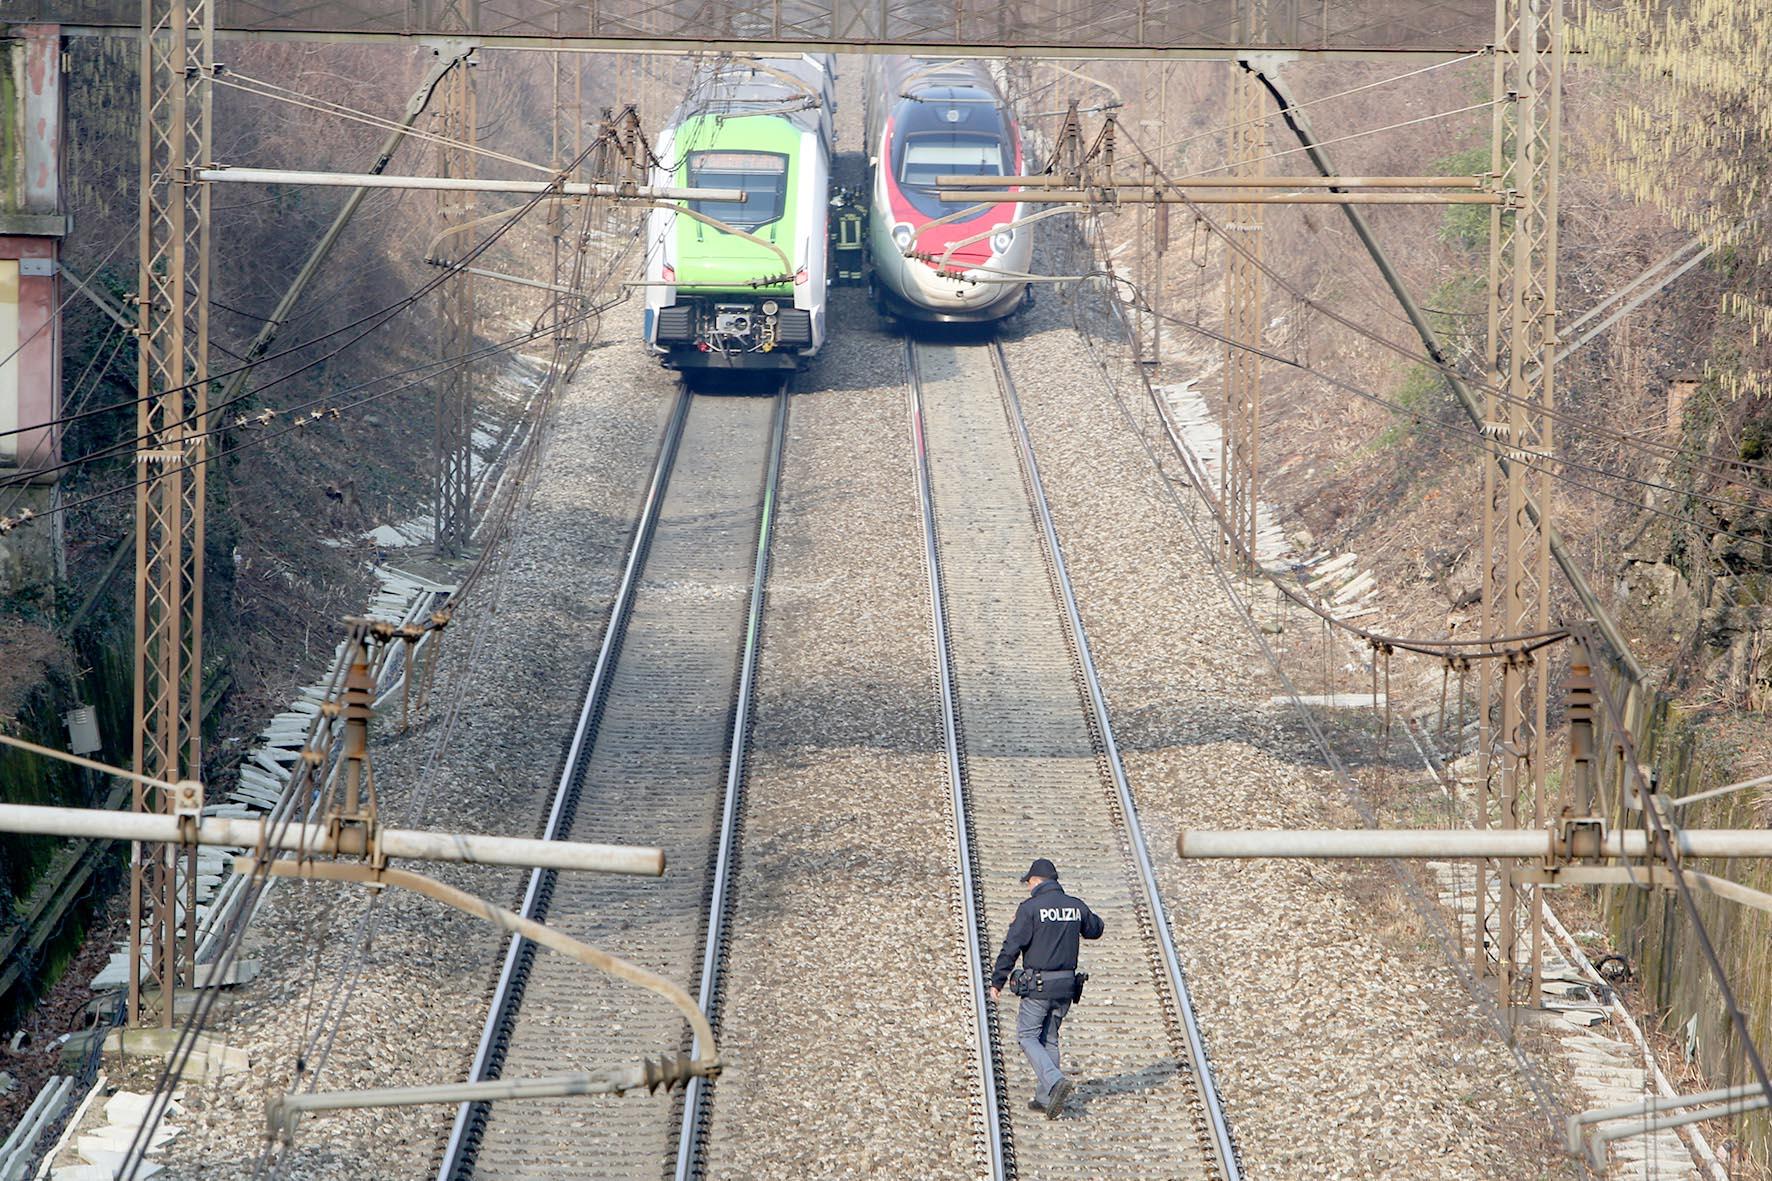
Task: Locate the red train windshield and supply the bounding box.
[890,92,1013,220]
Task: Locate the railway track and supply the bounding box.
[438,382,787,1181]
[908,338,1240,1181]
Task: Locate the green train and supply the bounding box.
[643,55,836,372]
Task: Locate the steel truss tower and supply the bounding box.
[1478,0,1561,1017]
[129,0,213,1026]
[431,1,478,555]
[1220,0,1297,566]
[1221,56,1265,567]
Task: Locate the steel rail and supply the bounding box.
[673,383,790,1180]
[906,341,1012,1181]
[989,342,1241,1181]
[438,384,692,1180]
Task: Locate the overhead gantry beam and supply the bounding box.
[5,0,1496,57]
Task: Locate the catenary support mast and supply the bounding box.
[1480,0,1561,1017]
[431,3,479,555]
[129,0,214,1028]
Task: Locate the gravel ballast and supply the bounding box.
[699,294,984,1180]
[144,339,680,1180]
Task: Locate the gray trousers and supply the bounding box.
[1016,993,1072,1102]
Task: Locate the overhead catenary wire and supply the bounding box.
[1146,134,1772,483]
[1095,292,1578,654]
[1091,222,1770,524]
[1106,120,1772,486]
[0,230,131,407]
[1148,50,1488,162]
[216,71,557,176]
[0,299,606,497]
[0,322,130,522]
[1175,98,1503,181]
[1136,295,1772,547]
[0,131,620,457]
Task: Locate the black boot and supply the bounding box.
[1046,1078,1074,1119]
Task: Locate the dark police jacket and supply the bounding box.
[992,880,1105,990]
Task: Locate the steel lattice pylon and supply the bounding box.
[1219,0,1295,566]
[130,0,213,1027]
[1221,56,1264,568]
[1477,0,1561,1020]
[431,14,478,555]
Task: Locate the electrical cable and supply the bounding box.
[1101,299,1575,653]
[1136,296,1772,528]
[1174,98,1502,180]
[4,295,622,535]
[0,231,130,392]
[1107,120,1772,484]
[216,72,556,175]
[0,323,129,520]
[1147,51,1487,163]
[0,143,582,449]
[0,302,599,496]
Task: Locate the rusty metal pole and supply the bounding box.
[1484,0,1561,1021]
[130,0,213,1028]
[1222,42,1265,569]
[338,630,375,827]
[1475,3,1507,993]
[1152,62,1167,370]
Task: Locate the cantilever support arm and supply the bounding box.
[242,858,721,1139]
[267,1064,701,1140]
[0,801,662,875]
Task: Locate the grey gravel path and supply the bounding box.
[699,292,983,1180]
[472,391,779,1180]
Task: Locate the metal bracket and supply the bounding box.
[238,857,719,1143]
[1556,817,1604,862]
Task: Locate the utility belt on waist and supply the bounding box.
[1007,967,1088,1002]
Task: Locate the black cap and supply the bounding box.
[1020,858,1058,882]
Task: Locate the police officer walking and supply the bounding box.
[989,858,1104,1118]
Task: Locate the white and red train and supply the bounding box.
[864,57,1033,324]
